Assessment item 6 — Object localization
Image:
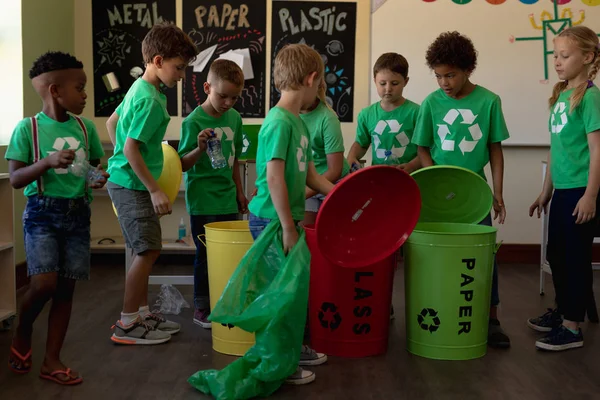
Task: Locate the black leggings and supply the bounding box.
[547,188,600,322]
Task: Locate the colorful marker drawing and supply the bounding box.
[511,1,599,82]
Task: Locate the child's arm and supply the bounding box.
[106,112,119,147]
[8,151,74,189]
[574,131,600,224]
[305,153,343,199]
[180,128,211,172]
[232,157,248,214]
[399,156,422,174]
[489,142,506,224]
[347,142,367,168]
[124,138,170,215]
[530,152,554,218]
[306,162,335,196]
[267,159,297,253]
[417,146,434,167]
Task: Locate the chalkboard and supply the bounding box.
[182,0,267,118]
[270,1,357,122]
[91,0,177,117]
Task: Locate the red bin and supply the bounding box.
[305,225,396,358]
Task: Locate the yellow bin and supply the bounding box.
[203,221,256,356]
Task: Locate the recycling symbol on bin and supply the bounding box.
[318,302,342,331]
[417,308,441,333]
[221,323,235,330]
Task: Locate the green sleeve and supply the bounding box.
[323,113,345,154]
[234,115,243,158]
[582,90,600,134]
[262,122,291,161]
[86,120,105,160]
[179,116,201,157]
[5,120,32,164]
[128,98,166,144]
[489,96,510,143]
[412,100,434,147]
[115,101,123,116]
[355,109,371,147]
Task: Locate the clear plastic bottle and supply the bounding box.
[69,152,104,184]
[207,131,227,169]
[178,217,186,241]
[383,150,398,166]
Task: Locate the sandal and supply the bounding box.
[8,346,32,374]
[39,368,83,385]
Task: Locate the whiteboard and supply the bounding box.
[371,0,600,146]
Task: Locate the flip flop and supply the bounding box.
[39,368,83,385]
[8,346,32,374]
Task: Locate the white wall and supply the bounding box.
[0,1,23,145]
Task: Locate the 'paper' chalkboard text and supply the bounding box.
[107,2,164,29]
[278,6,348,35]
[194,4,250,30]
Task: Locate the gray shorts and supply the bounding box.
[107,182,162,254]
[305,193,326,213]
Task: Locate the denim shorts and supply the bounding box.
[23,196,91,280]
[107,182,162,255]
[305,193,326,213]
[248,213,272,241]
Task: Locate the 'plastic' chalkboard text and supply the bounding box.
[278,6,348,36]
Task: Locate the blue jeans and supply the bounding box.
[190,214,238,310]
[479,213,500,307]
[248,213,271,241]
[23,196,91,280]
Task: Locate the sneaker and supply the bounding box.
[390,305,395,321]
[193,308,212,329]
[536,325,583,351]
[299,345,327,366]
[527,308,563,332]
[285,367,315,385]
[488,319,511,348]
[144,312,181,334]
[111,318,171,345]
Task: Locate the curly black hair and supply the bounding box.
[29,51,83,79]
[425,31,478,73]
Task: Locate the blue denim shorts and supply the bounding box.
[23,196,91,280]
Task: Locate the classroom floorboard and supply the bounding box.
[1,261,599,400]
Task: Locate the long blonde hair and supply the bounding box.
[549,26,600,112]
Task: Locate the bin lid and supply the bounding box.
[315,166,421,268]
[410,165,493,224]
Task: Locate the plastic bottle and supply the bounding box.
[383,150,398,165]
[206,131,227,169]
[178,217,186,241]
[69,153,104,184]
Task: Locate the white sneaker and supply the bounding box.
[285,367,315,385]
[298,345,328,366]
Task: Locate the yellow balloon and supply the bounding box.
[112,143,182,217]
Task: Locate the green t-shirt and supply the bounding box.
[249,107,313,221]
[5,112,104,199]
[300,101,350,177]
[355,100,420,165]
[413,86,510,179]
[550,85,600,189]
[179,107,243,215]
[108,78,170,191]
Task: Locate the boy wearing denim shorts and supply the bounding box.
[6,52,107,384]
[106,23,197,345]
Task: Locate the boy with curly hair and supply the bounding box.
[413,31,511,348]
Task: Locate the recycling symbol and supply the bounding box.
[241,133,251,155]
[221,323,235,330]
[550,102,567,135]
[437,109,482,155]
[47,136,81,174]
[417,308,441,333]
[318,302,342,331]
[372,120,410,161]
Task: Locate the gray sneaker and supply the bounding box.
[111,318,171,345]
[285,367,315,385]
[144,312,181,334]
[299,345,327,366]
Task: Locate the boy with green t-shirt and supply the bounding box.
[106,23,197,345]
[413,31,511,348]
[178,59,247,329]
[6,51,107,384]
[248,44,334,385]
[347,53,421,173]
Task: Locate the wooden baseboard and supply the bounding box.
[496,244,600,265]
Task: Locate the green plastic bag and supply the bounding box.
[188,220,311,400]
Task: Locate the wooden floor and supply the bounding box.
[1,261,599,400]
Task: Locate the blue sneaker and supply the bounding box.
[527,308,563,332]
[535,325,583,351]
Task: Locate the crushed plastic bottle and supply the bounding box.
[207,131,227,169]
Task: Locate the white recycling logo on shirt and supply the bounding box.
[242,133,250,154]
[551,102,567,134]
[372,119,410,160]
[296,135,309,172]
[437,109,482,155]
[47,137,81,174]
[213,127,235,168]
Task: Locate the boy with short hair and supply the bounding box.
[6,51,107,384]
[347,52,421,173]
[178,59,248,328]
[106,22,197,345]
[413,31,511,348]
[248,43,334,385]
